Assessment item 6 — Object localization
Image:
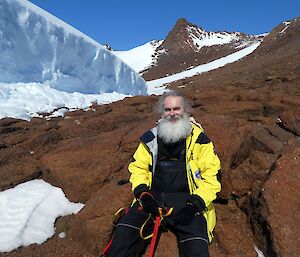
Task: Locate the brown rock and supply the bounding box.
[279,108,300,136]
[40,128,133,202]
[228,125,283,196]
[69,182,133,255]
[0,157,40,191]
[211,201,258,257]
[141,211,257,257]
[260,148,300,257]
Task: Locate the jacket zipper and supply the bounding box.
[187,128,198,192]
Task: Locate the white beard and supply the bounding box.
[157,114,192,144]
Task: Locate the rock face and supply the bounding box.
[244,146,300,257]
[261,148,300,257]
[0,17,300,257]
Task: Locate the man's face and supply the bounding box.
[163,96,185,123]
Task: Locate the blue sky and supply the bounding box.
[28,0,299,50]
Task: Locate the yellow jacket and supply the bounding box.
[128,121,221,242]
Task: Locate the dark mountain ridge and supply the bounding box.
[142,18,263,81]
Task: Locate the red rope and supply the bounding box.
[100,238,113,257]
[148,216,161,257]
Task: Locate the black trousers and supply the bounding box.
[105,193,210,257]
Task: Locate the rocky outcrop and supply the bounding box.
[279,109,300,136]
[243,146,300,257]
[0,88,299,257]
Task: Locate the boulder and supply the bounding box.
[210,202,258,257]
[279,108,300,136]
[260,148,300,257]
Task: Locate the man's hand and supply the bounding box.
[173,202,198,225]
[139,191,160,217]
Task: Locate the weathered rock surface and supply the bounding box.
[244,146,300,257]
[262,148,300,257]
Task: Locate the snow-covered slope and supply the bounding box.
[146,42,261,95]
[183,24,260,51]
[113,40,163,73]
[0,0,147,95]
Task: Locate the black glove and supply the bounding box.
[173,202,198,225]
[139,191,160,217]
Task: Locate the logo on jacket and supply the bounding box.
[195,170,201,179]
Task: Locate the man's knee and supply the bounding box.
[178,237,210,257]
[105,225,145,257]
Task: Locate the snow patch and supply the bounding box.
[0,82,128,120]
[0,179,84,252]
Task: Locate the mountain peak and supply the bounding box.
[173,18,189,27]
[143,18,262,81]
[158,18,199,54]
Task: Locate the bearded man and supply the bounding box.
[105,90,221,257]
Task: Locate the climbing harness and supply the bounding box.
[140,207,173,257]
[139,207,173,240]
[100,207,173,257]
